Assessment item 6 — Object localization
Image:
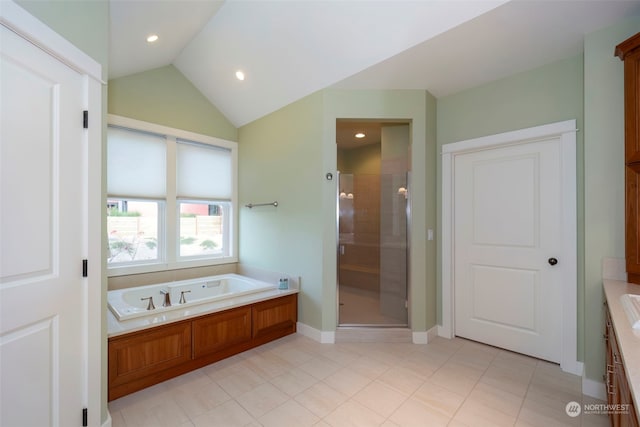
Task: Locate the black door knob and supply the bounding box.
[548,257,558,266]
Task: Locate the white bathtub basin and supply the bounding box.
[620,293,640,330]
[108,274,277,321]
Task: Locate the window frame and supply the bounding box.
[107,114,238,277]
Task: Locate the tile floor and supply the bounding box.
[109,334,610,427]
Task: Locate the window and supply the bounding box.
[106,115,237,275]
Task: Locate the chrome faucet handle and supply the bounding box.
[160,289,171,307]
[141,296,155,310]
[179,290,191,304]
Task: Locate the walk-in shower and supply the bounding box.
[336,120,410,327]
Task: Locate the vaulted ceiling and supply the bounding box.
[110,0,640,128]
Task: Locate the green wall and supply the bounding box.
[583,17,640,382]
[108,65,237,141]
[238,89,435,332]
[437,53,585,366]
[238,92,325,328]
[17,0,109,81]
[436,17,639,383]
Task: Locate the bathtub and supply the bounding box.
[108,273,278,321]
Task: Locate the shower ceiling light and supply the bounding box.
[235,70,245,81]
[355,133,365,139]
[146,34,159,43]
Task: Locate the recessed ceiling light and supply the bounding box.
[355,133,365,139]
[235,70,245,81]
[146,34,159,43]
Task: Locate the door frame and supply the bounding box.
[0,1,104,425]
[441,120,581,375]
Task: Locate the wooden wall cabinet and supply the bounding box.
[108,294,297,401]
[616,32,640,284]
[604,305,639,427]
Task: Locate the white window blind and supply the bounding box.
[107,127,166,198]
[177,140,232,200]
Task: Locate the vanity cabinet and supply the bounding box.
[616,32,640,283]
[604,305,639,427]
[108,294,297,401]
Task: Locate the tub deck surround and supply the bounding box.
[603,279,640,412]
[108,274,299,337]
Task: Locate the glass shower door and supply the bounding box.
[337,172,408,326]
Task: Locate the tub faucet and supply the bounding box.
[160,289,171,307]
[179,290,191,304]
[141,296,155,310]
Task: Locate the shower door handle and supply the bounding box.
[339,245,345,255]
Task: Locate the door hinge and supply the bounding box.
[82,408,88,426]
[82,259,88,278]
[83,110,88,129]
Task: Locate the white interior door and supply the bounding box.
[453,136,566,363]
[1,24,87,426]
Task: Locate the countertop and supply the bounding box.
[107,287,299,338]
[603,279,640,411]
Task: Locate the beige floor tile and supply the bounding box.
[202,354,248,381]
[453,398,517,427]
[518,398,581,427]
[235,382,289,418]
[317,345,362,366]
[377,365,425,395]
[323,366,373,397]
[120,398,190,427]
[162,369,212,392]
[525,381,582,412]
[479,364,533,398]
[269,366,319,396]
[110,410,126,427]
[295,382,349,418]
[388,397,451,427]
[428,362,482,397]
[243,351,294,379]
[171,380,231,418]
[347,355,392,379]
[352,380,409,418]
[258,399,320,427]
[299,356,343,380]
[411,380,465,418]
[192,400,255,427]
[215,366,266,397]
[468,381,524,417]
[324,400,387,427]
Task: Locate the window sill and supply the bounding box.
[107,256,239,278]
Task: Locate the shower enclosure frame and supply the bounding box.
[335,170,412,328]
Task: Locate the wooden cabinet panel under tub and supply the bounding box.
[108,294,297,401]
[108,321,192,400]
[252,294,297,344]
[192,306,252,359]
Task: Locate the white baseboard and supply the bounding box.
[562,360,584,377]
[582,377,606,401]
[437,324,453,339]
[296,322,335,343]
[413,325,439,344]
[102,413,112,427]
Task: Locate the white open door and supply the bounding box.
[0,3,103,426]
[442,121,579,373]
